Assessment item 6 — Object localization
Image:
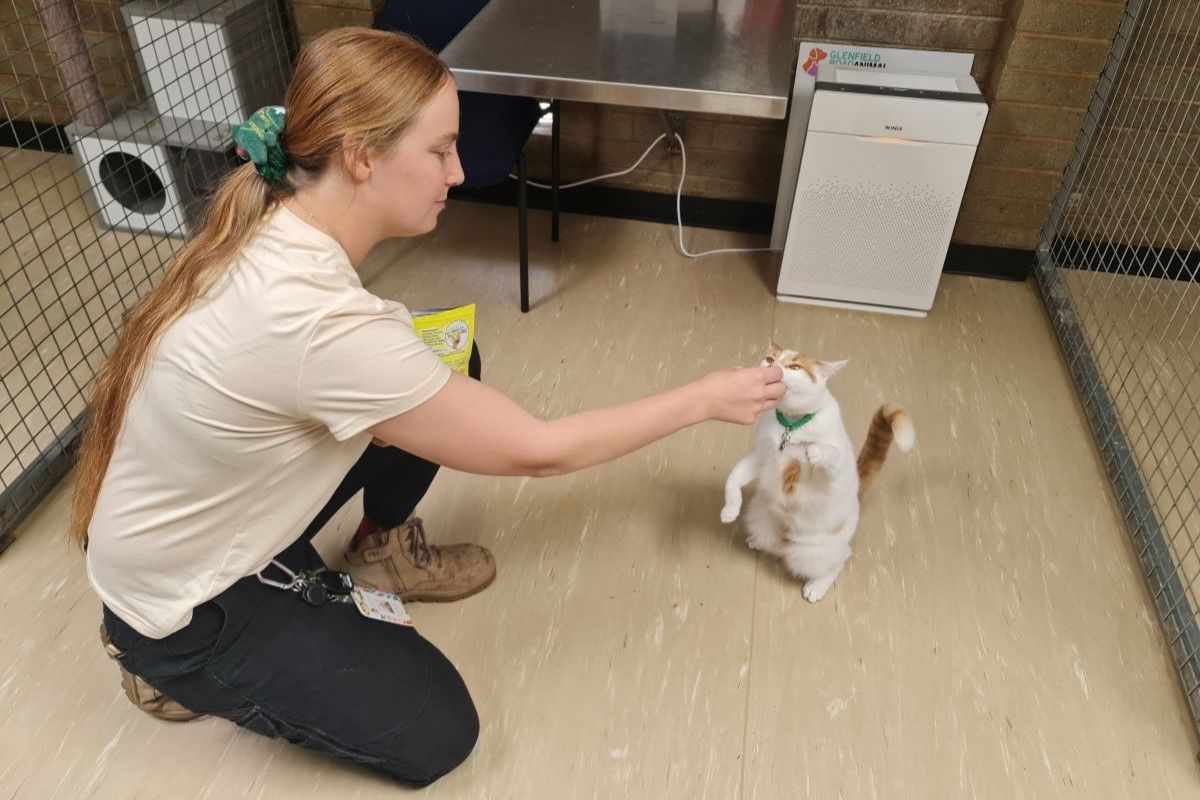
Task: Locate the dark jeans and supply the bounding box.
[102,347,482,787]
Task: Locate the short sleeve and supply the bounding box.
[297,303,451,441]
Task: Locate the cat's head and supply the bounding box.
[762,342,847,408]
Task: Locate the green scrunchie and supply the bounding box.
[232,105,288,182]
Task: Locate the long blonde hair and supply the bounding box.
[69,28,450,547]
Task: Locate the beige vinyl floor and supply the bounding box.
[2,197,1199,799]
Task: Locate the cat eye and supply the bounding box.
[787,364,802,370]
[764,356,775,364]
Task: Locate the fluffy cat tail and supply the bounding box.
[857,406,915,498]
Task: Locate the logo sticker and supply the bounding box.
[803,47,828,77]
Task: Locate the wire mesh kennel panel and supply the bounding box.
[1034,0,1200,737]
[0,0,296,551]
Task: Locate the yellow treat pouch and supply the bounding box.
[411,303,476,374]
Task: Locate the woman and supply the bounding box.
[75,28,784,787]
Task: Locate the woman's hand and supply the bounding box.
[692,365,785,425]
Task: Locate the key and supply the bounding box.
[318,570,353,595]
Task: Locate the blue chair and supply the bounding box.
[376,0,560,312]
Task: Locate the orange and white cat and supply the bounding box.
[720,344,914,602]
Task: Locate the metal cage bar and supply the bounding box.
[1034,0,1200,733]
[0,0,297,551]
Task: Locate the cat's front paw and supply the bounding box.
[720,503,741,524]
[804,443,839,471]
[803,443,824,465]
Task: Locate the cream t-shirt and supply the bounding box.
[86,206,450,638]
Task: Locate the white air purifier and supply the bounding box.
[122,0,289,132]
[776,65,988,316]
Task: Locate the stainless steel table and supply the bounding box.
[440,0,796,119]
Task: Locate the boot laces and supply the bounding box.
[404,517,442,567]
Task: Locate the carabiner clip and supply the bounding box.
[255,559,300,591]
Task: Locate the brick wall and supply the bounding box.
[0,1,139,125]
[518,1,1128,252]
[4,0,1134,253]
[516,0,1129,252]
[1067,8,1200,249]
[293,0,375,42]
[517,3,1005,208]
[967,0,1127,248]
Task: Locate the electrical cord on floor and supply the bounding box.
[511,132,779,259]
[670,133,777,259]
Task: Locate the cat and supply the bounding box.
[720,344,914,602]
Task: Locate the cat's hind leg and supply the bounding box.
[800,568,843,603]
[742,496,785,557]
[783,541,852,603]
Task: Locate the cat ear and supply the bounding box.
[768,338,783,354]
[817,360,848,380]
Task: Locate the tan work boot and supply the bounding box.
[99,623,202,722]
[344,517,496,602]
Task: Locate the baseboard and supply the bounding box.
[4,116,1037,282]
[943,243,1033,281]
[1049,235,1198,283]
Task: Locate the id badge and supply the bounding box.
[351,586,414,626]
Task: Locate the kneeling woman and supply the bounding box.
[77,28,784,787]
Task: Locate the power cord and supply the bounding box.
[521,133,668,190]
[670,133,776,259]
[512,132,778,259]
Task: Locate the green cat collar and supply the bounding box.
[232,105,288,182]
[776,410,814,451]
[776,410,815,431]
